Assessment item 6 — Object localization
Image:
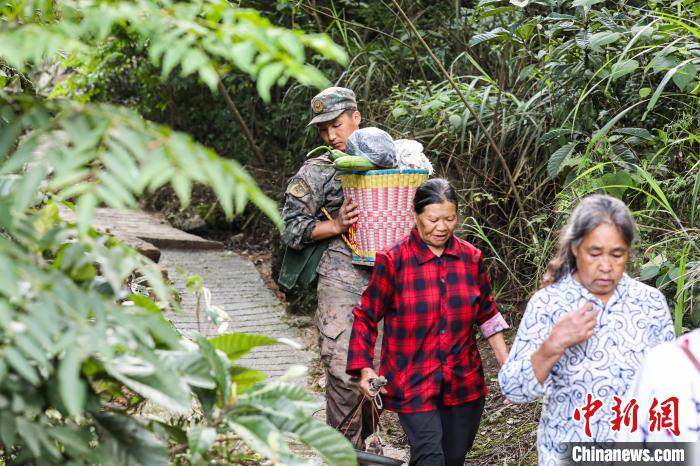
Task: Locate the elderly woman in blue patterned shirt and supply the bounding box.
[499,194,676,465]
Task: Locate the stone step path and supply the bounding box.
[159,248,311,377]
[59,206,312,379]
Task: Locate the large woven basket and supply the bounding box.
[338,169,429,266]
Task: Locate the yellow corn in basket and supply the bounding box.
[338,169,429,266]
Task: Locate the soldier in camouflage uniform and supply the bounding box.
[281,87,375,449]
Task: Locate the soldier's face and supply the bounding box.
[318,111,361,152]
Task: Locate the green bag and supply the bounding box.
[277,240,330,292]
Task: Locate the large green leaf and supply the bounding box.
[610,145,638,171]
[547,143,577,178]
[209,333,280,362]
[595,171,635,198]
[277,416,357,466]
[613,128,653,140]
[571,0,604,7]
[16,417,51,458]
[639,265,660,281]
[228,416,284,461]
[195,334,231,403]
[588,31,620,51]
[187,426,217,465]
[48,425,93,458]
[93,413,170,466]
[469,28,509,47]
[575,29,591,49]
[231,366,267,393]
[609,59,639,81]
[671,62,698,91]
[105,356,193,414]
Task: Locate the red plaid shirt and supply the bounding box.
[346,227,507,413]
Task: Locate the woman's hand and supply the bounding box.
[531,302,599,384]
[548,302,599,353]
[358,367,387,398]
[333,197,359,234]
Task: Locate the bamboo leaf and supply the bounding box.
[12,165,46,212]
[4,347,39,385]
[172,174,192,208]
[105,356,192,414]
[59,345,86,417]
[256,63,285,103]
[75,192,97,235]
[198,65,219,90]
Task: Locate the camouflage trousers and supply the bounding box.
[316,277,381,449]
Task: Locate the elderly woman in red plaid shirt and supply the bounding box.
[346,178,510,466]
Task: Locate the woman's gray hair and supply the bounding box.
[541,194,638,287]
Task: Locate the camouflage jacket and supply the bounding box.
[281,155,370,295]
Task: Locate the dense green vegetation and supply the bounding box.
[69,0,697,330]
[1,0,698,464]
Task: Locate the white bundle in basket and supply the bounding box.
[394,139,434,174]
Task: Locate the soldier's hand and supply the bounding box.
[334,197,359,234]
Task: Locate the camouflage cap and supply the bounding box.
[307,87,357,127]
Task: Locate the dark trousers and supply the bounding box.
[398,397,485,466]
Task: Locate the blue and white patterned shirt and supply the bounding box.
[498,273,675,466]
